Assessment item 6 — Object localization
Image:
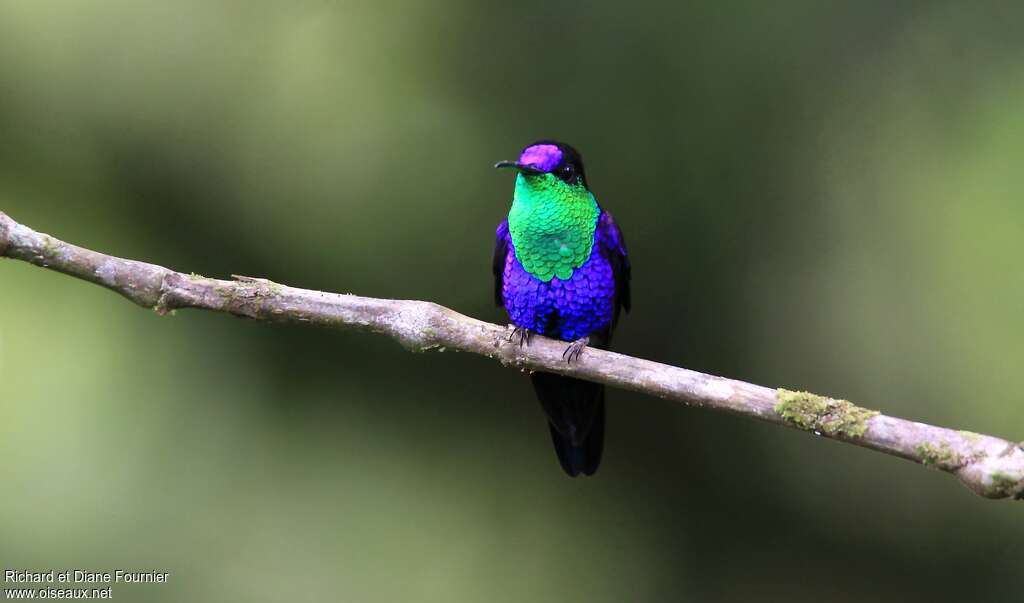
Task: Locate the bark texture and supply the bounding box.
[2,211,1022,500]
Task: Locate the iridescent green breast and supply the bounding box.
[507,173,600,281]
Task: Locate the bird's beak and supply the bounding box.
[494,160,544,175]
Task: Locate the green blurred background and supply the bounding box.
[2,1,1023,601]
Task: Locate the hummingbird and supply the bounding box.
[493,140,631,476]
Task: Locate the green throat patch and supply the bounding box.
[507,173,600,281]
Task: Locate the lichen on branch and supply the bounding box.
[2,210,1023,501]
[775,389,878,438]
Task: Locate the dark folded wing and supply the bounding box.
[492,219,510,306]
[596,210,631,327]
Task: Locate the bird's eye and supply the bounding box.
[559,165,575,181]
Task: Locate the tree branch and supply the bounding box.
[2,210,1022,500]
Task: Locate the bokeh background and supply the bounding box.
[2,1,1023,601]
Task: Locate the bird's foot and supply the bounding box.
[507,326,533,347]
[562,336,590,364]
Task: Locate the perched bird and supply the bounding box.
[493,141,631,476]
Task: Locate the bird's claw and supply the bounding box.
[562,336,590,364]
[508,326,533,347]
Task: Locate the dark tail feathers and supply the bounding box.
[530,372,605,477]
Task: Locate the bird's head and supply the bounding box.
[497,140,601,272]
[495,140,589,192]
